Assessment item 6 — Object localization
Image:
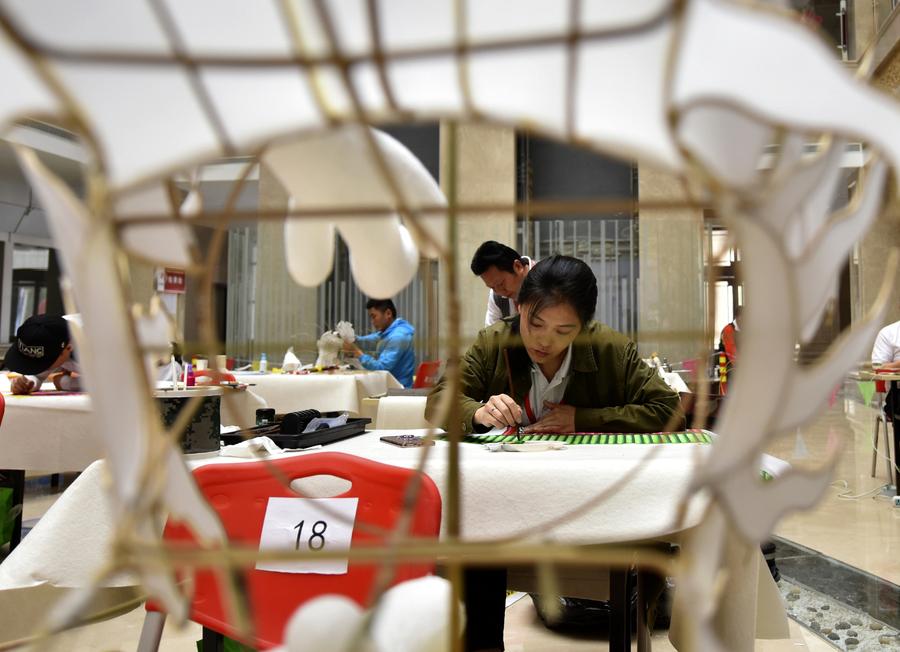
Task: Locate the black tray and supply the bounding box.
[221,412,371,449]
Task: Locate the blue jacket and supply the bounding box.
[356,318,416,388]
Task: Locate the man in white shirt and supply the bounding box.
[871,319,900,370]
[4,314,81,394]
[872,319,900,441]
[469,241,536,326]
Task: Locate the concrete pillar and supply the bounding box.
[850,0,876,61]
[439,122,516,353]
[852,211,900,326]
[251,164,319,365]
[637,165,706,365]
[854,55,900,328]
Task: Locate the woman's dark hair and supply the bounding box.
[470,241,525,275]
[516,255,597,327]
[365,298,397,317]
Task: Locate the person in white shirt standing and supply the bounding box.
[470,240,536,326]
[4,314,81,394]
[872,319,900,371]
[871,318,900,433]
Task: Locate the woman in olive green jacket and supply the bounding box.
[426,255,683,651]
[426,256,683,436]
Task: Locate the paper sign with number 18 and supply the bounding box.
[256,497,359,574]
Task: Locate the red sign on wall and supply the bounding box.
[156,267,186,294]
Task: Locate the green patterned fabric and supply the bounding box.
[437,429,715,445]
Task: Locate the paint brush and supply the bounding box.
[503,348,523,440]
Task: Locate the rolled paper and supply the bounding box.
[371,576,464,652]
[283,595,367,652]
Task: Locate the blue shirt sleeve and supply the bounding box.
[355,332,380,352]
[359,334,411,374]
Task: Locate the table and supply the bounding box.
[232,370,402,415]
[0,431,787,650]
[0,379,264,550]
[659,370,690,394]
[856,370,900,494]
[0,378,265,472]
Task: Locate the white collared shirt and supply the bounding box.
[523,345,573,425]
[872,320,900,365]
[484,256,537,327]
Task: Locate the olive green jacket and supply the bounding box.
[425,318,683,434]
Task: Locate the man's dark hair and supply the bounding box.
[517,255,597,326]
[470,241,524,275]
[365,298,397,317]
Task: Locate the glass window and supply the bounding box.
[10,244,61,336]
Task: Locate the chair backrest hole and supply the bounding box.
[290,475,352,497]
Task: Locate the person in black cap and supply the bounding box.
[4,314,81,394]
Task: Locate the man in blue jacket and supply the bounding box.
[344,298,416,388]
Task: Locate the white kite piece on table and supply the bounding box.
[282,347,301,373]
[315,331,344,368]
[335,321,356,343]
[315,322,358,367]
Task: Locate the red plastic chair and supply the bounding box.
[412,360,441,389]
[140,453,441,650]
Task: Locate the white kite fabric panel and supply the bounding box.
[1,1,899,650]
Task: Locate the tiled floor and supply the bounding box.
[768,382,900,586]
[2,381,898,650]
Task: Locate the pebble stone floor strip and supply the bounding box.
[781,578,900,650]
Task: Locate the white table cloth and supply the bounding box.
[0,379,264,472]
[232,371,402,415]
[0,429,787,649]
[0,430,711,588]
[0,392,96,472]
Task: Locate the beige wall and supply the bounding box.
[637,165,706,365]
[251,164,319,364]
[127,258,185,339]
[438,122,516,354]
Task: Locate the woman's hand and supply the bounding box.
[474,394,523,428]
[523,402,576,434]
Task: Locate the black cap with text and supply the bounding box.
[4,314,70,376]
